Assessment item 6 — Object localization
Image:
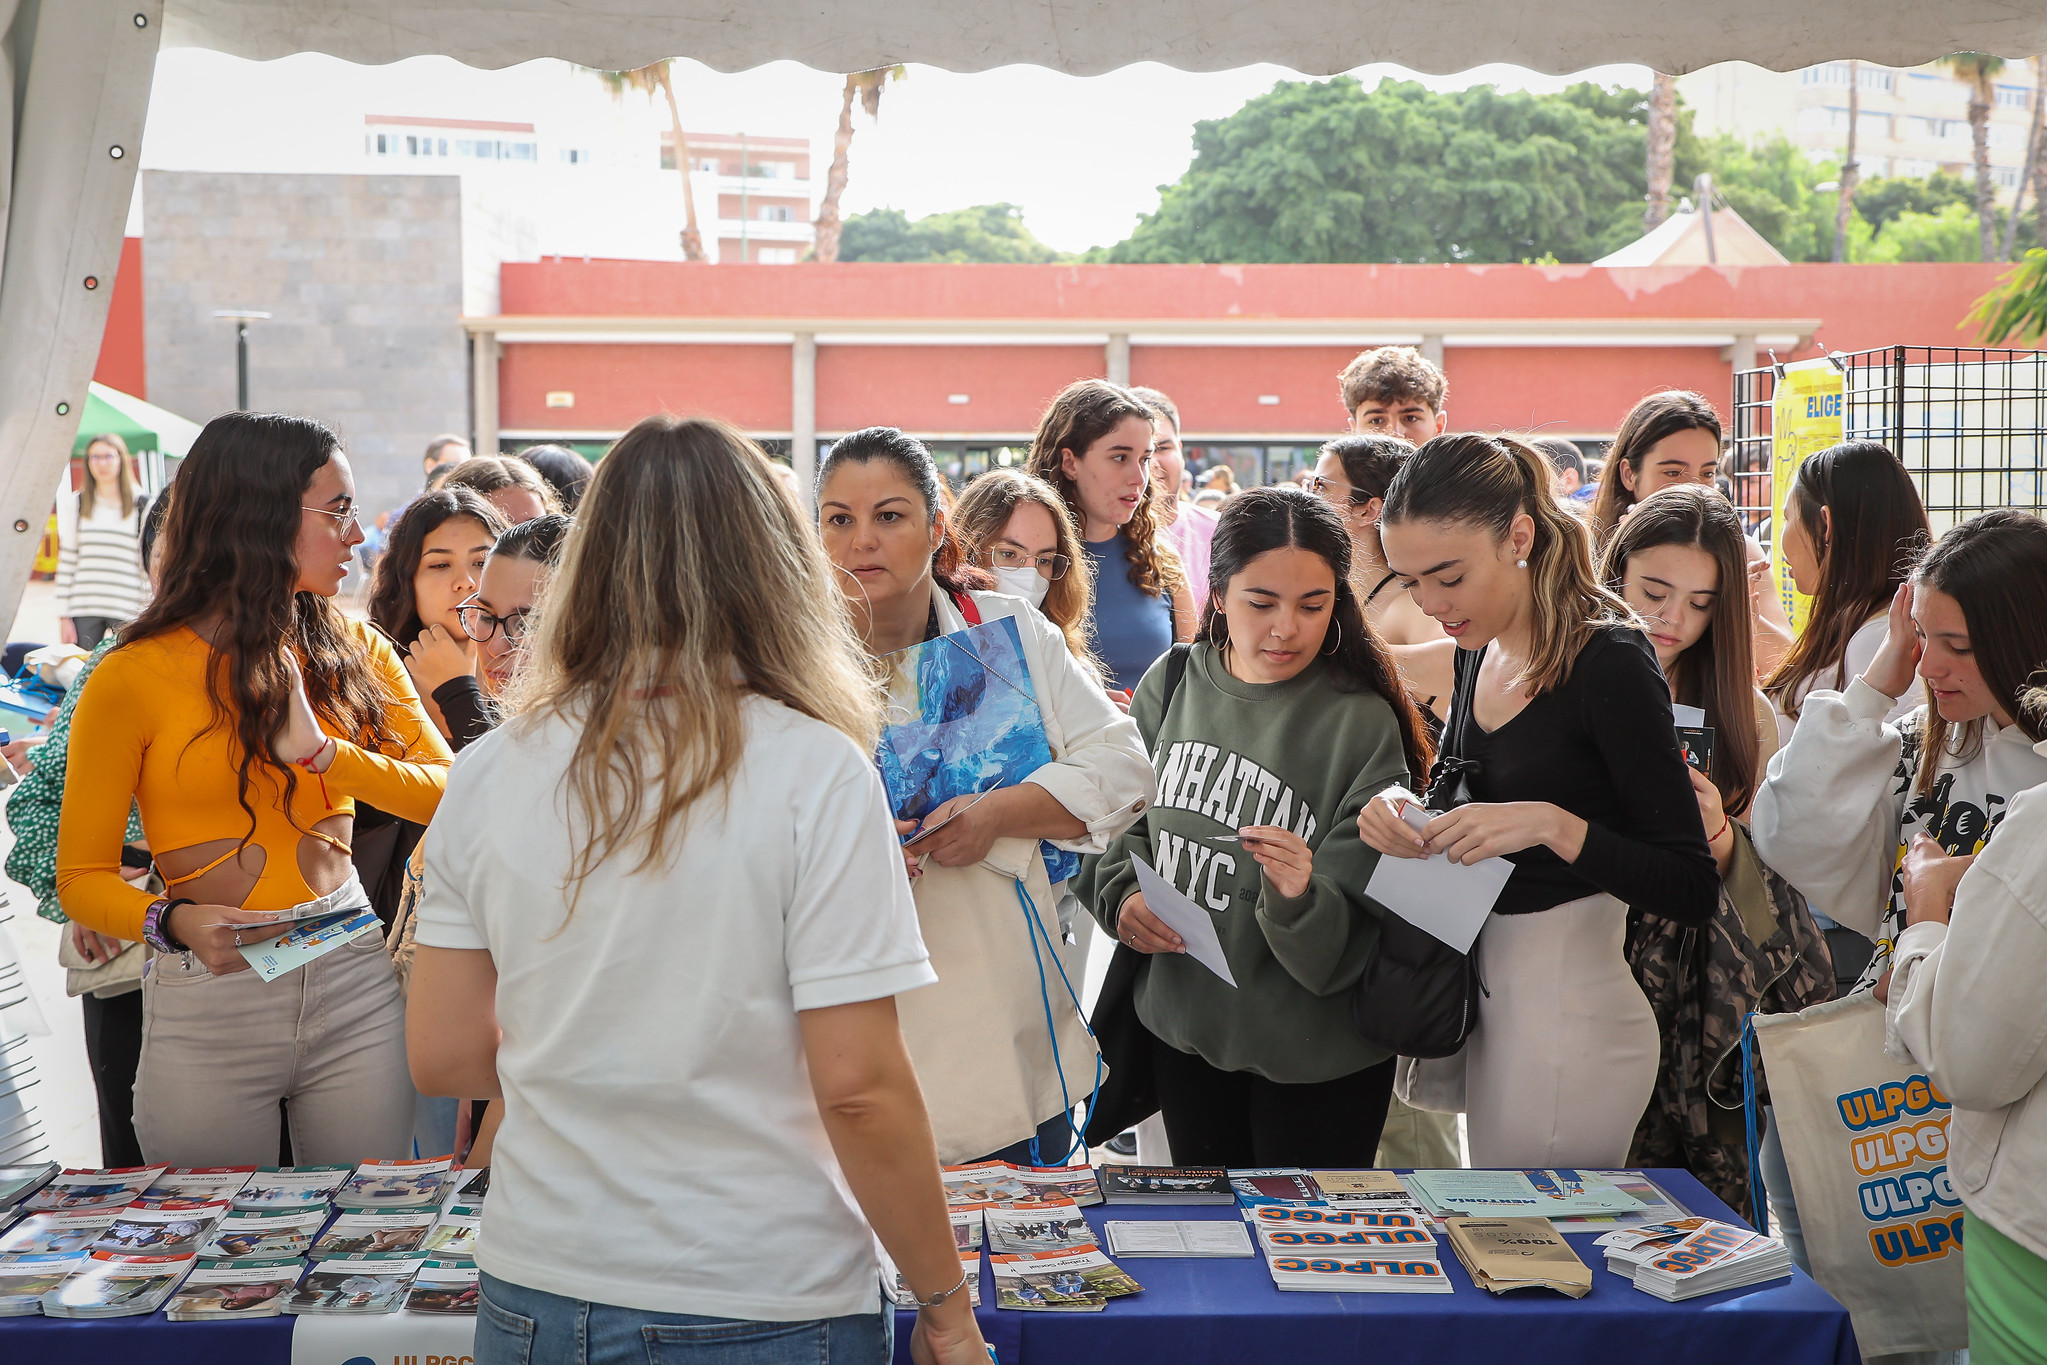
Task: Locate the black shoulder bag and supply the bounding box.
[1347,657,1489,1059]
[1082,643,1191,1145]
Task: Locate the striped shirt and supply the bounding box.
[56,494,147,621]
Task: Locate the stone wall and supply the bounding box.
[141,171,468,525]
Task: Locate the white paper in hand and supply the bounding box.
[1130,853,1237,986]
[1364,806,1514,955]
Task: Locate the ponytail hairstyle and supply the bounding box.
[1318,432,1414,564]
[124,412,402,844]
[1201,485,1433,780]
[1907,510,2047,795]
[1385,433,1631,695]
[1589,390,1723,544]
[814,427,992,600]
[493,512,573,570]
[1762,441,1929,721]
[951,469,1102,677]
[1024,379,1185,601]
[1599,485,1761,815]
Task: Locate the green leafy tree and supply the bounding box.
[1861,203,1987,262]
[839,203,1070,263]
[1686,134,1840,262]
[1853,171,1977,235]
[1971,248,2047,342]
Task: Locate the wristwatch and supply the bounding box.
[909,1265,972,1310]
[142,896,193,954]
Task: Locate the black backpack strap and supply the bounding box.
[1159,641,1193,710]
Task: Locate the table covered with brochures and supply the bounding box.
[3,1168,1858,1365]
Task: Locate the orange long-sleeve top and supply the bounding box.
[56,621,453,940]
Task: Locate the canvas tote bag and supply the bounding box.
[1754,993,1966,1354]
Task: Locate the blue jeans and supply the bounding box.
[476,1272,894,1365]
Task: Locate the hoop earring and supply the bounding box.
[1322,619,1342,655]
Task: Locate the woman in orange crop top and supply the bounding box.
[57,412,452,1167]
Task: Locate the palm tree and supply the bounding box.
[590,61,709,263]
[812,67,905,264]
[1834,62,1861,263]
[1942,52,2006,260]
[1643,72,1677,229]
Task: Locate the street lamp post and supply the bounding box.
[212,309,271,411]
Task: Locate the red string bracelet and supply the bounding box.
[295,735,338,810]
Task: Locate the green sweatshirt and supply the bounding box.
[1079,645,1412,1084]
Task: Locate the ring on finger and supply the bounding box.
[233,931,243,947]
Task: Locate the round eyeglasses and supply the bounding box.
[988,547,1071,580]
[456,601,533,643]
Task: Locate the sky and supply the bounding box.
[139,50,1653,255]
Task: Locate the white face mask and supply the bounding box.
[993,565,1051,609]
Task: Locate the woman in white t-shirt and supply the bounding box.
[1761,440,1929,745]
[407,416,988,1365]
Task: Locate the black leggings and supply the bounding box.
[81,990,144,1168]
[1150,1035,1397,1169]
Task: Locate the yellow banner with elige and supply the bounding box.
[1770,360,1845,633]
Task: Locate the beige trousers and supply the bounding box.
[1462,892,1658,1170]
[134,878,416,1166]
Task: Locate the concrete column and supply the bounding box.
[1420,334,1445,369]
[792,332,818,507]
[471,331,500,456]
[1106,333,1131,386]
[1730,334,1758,375]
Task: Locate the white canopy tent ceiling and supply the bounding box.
[3,0,2047,624]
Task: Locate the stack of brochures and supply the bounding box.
[1102,1221,1253,1258]
[19,1166,166,1214]
[984,1202,1099,1256]
[232,1165,354,1212]
[1311,1170,1422,1210]
[405,1258,480,1314]
[990,1246,1143,1311]
[880,1249,984,1310]
[1,1207,123,1259]
[1250,1205,1451,1293]
[931,1162,1146,1311]
[86,1200,231,1259]
[1605,1219,1793,1300]
[0,1254,87,1314]
[419,1205,481,1259]
[282,1251,430,1315]
[1406,1169,1646,1221]
[941,1160,1104,1209]
[1095,1166,1234,1205]
[0,1164,58,1218]
[334,1157,452,1210]
[1228,1168,1324,1208]
[142,1167,257,1203]
[164,1258,305,1319]
[200,1207,328,1260]
[41,1250,197,1317]
[309,1208,439,1259]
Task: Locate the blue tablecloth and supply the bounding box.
[5,1171,1857,1365]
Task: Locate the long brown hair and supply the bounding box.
[1025,379,1185,600]
[123,412,401,842]
[1202,486,1433,780]
[1589,390,1722,543]
[507,416,881,901]
[79,433,138,520]
[952,468,1101,676]
[1762,441,1929,721]
[367,488,507,647]
[1600,485,1761,815]
[1385,433,1630,695]
[444,455,563,517]
[1908,510,2047,794]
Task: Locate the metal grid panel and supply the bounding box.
[1730,346,2047,544]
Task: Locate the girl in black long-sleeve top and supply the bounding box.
[1360,434,1716,1168]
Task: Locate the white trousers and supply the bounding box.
[1462,892,1658,1169]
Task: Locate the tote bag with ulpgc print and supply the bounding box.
[1754,994,1966,1355]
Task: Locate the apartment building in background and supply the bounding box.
[1680,59,2042,196]
[661,131,816,263]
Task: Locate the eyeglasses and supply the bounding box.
[301,503,361,536]
[1302,474,1366,507]
[988,547,1071,580]
[455,599,533,643]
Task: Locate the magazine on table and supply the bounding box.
[1308,1170,1420,1209]
[1625,1220,1792,1301]
[281,1252,428,1316]
[419,1205,482,1259]
[0,1163,58,1213]
[163,1257,305,1320]
[1540,1170,1690,1233]
[0,1253,84,1316]
[307,1208,438,1259]
[1095,1165,1234,1205]
[1228,1168,1324,1208]
[0,1207,120,1259]
[882,1248,982,1310]
[233,1165,353,1212]
[983,1202,1098,1255]
[951,1208,984,1251]
[200,1207,329,1260]
[942,1162,1032,1208]
[1249,1205,1438,1258]
[1012,1165,1104,1207]
[1262,1251,1455,1294]
[40,1250,197,1317]
[1103,1220,1254,1258]
[22,1166,167,1214]
[990,1247,1142,1311]
[405,1258,481,1314]
[334,1156,452,1210]
[88,1199,231,1258]
[142,1167,257,1204]
[1405,1169,1645,1220]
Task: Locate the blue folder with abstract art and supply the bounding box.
[876,617,1078,885]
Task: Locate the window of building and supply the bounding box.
[698,158,720,173]
[1995,165,2024,189]
[756,247,799,264]
[761,205,794,222]
[560,148,593,164]
[1996,84,2031,110]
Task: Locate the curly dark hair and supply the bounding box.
[1024,379,1183,601]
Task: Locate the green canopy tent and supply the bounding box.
[73,383,204,493]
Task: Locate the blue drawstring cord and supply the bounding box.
[1741,1011,1769,1236]
[1015,877,1103,1168]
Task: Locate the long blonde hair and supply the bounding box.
[951,469,1102,678]
[1384,433,1630,695]
[507,416,881,899]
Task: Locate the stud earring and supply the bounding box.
[1516,558,1528,569]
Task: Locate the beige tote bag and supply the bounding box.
[1754,993,1966,1355]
